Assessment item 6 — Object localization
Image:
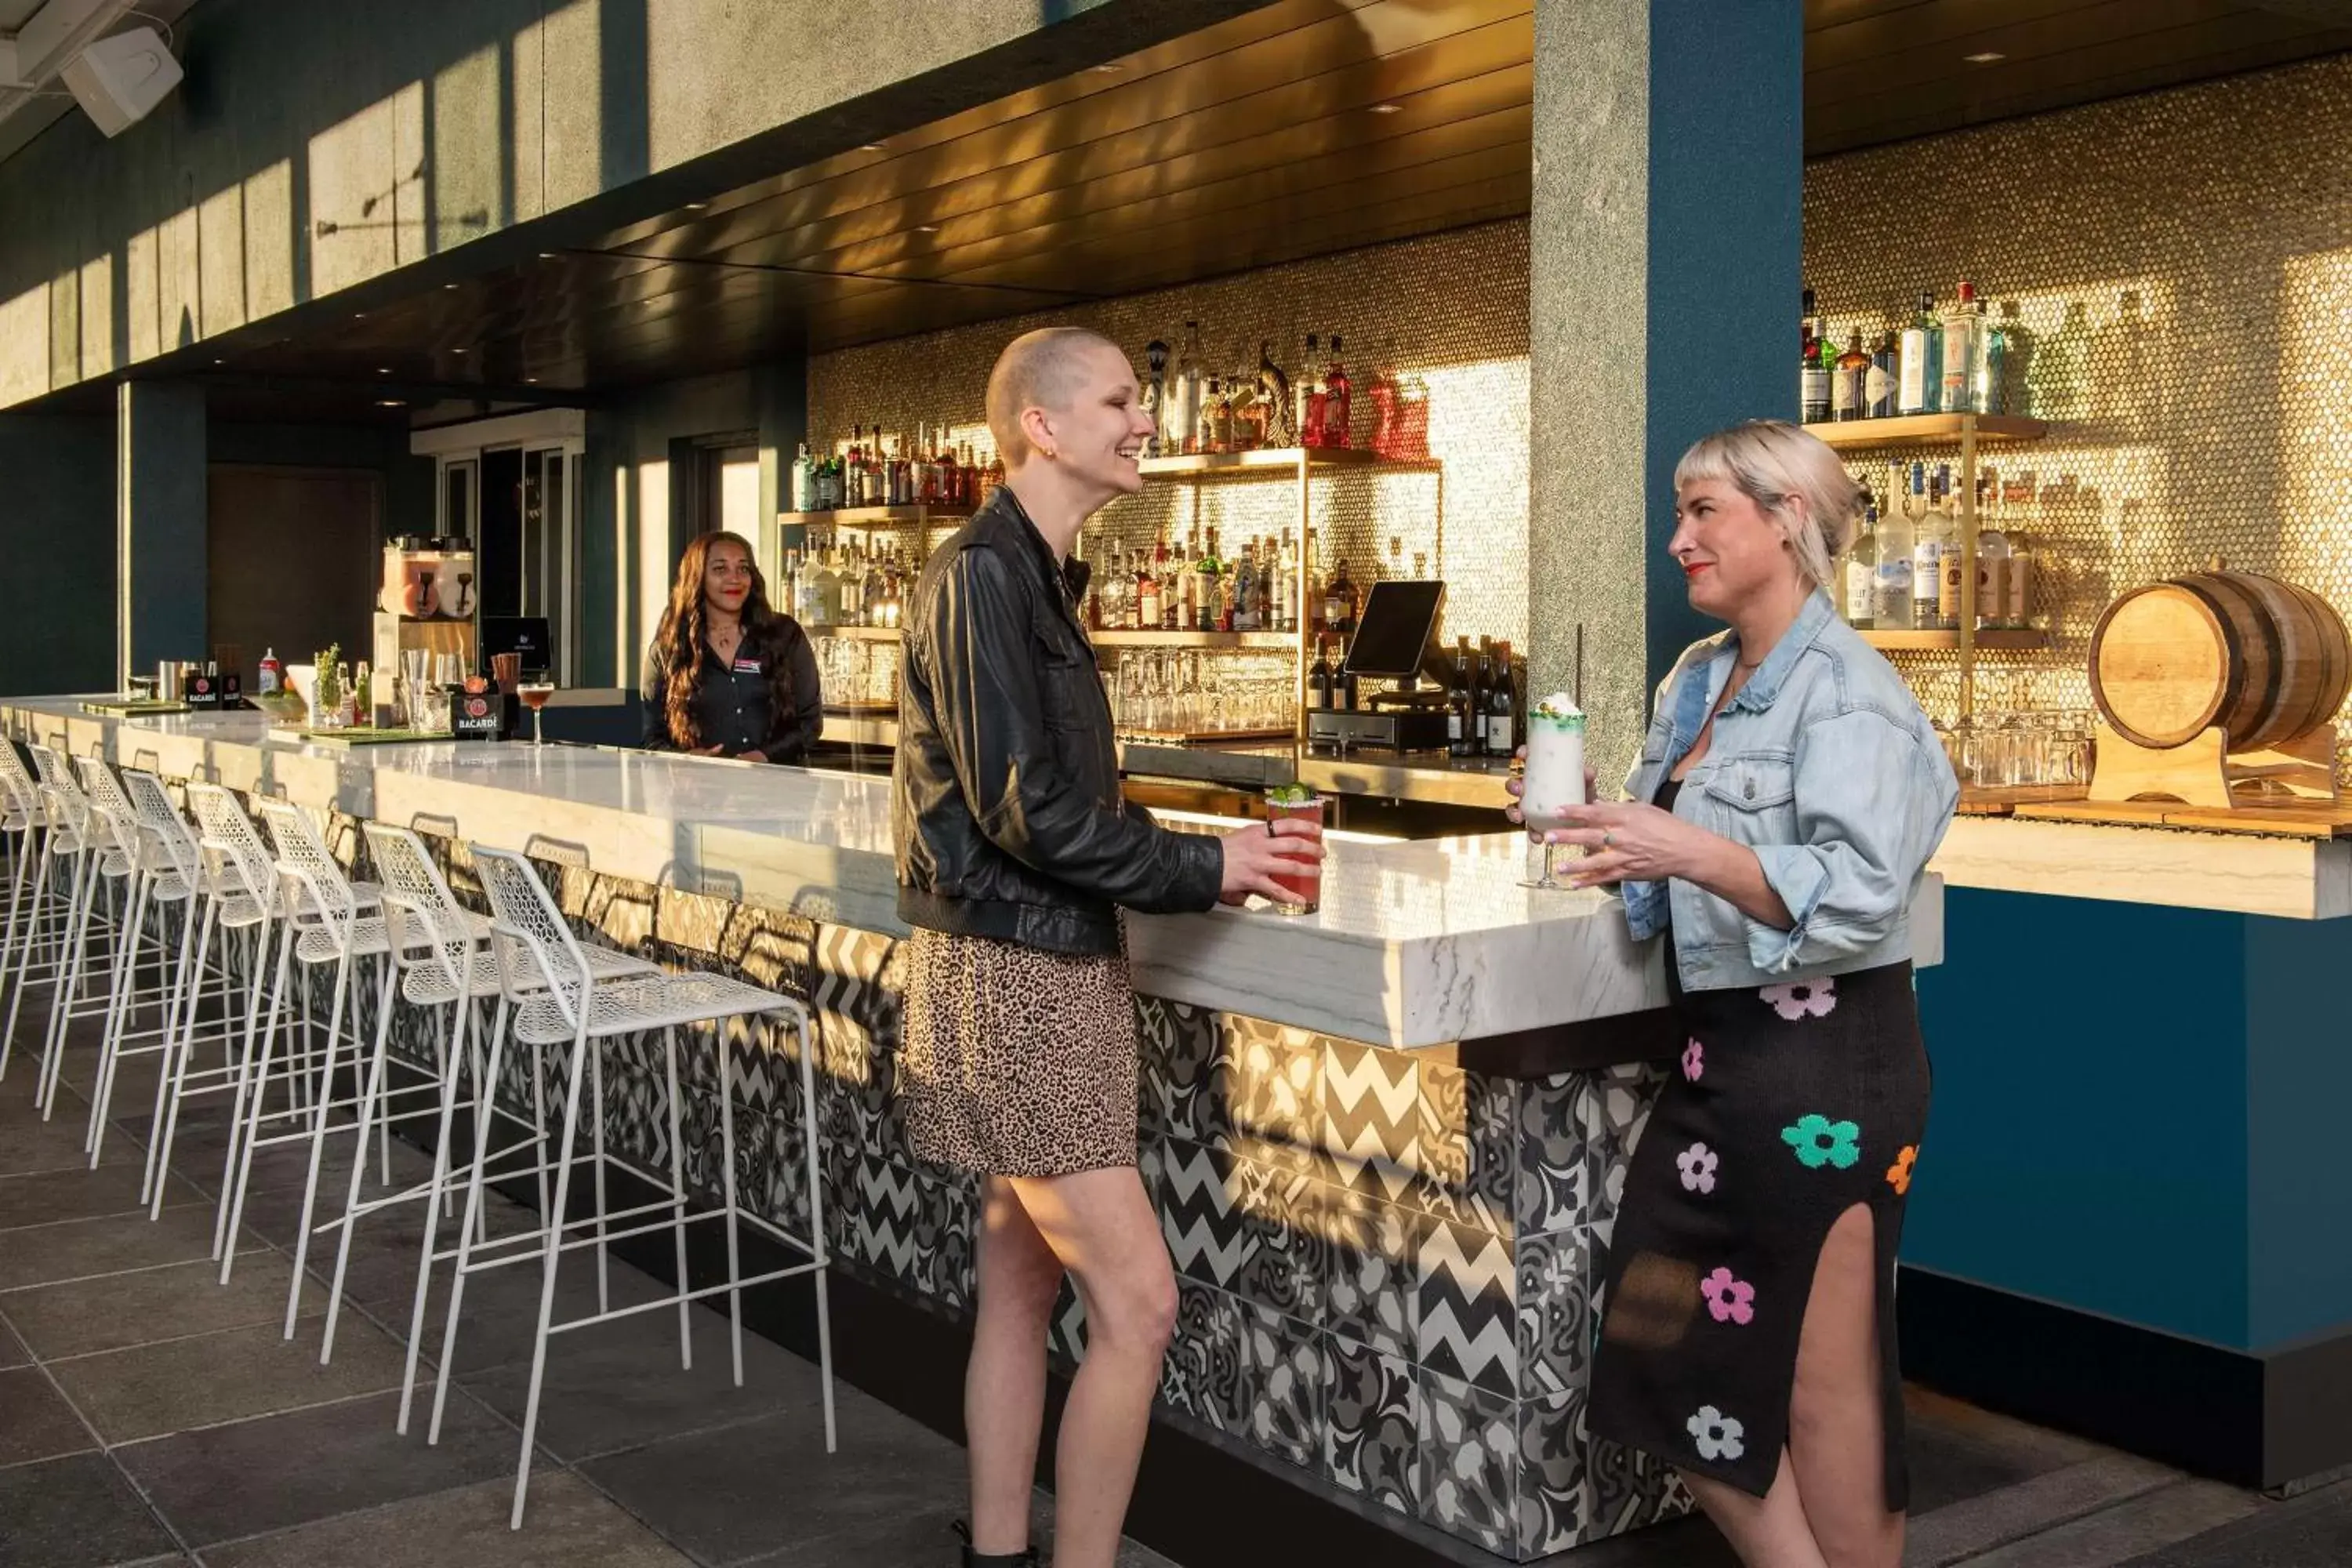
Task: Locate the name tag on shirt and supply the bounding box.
[731,658,762,674]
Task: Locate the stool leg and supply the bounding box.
[222,918,296,1286]
[210,919,274,1250]
[798,1010,837,1452]
[714,1025,746,1385]
[285,947,361,1339]
[2,840,53,1087]
[510,1024,594,1531]
[661,1023,691,1370]
[430,996,509,1446]
[397,996,471,1436]
[0,826,30,1082]
[590,1030,611,1314]
[322,953,398,1362]
[87,872,152,1154]
[36,851,97,1116]
[143,896,214,1207]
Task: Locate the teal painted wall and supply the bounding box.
[0,414,114,695]
[2244,915,2352,1348]
[1911,888,2252,1348]
[209,423,435,539]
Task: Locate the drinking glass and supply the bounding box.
[518,680,557,745]
[1517,708,1588,889]
[1262,791,1326,914]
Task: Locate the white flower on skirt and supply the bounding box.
[1686,1405,1747,1462]
[1675,1142,1719,1194]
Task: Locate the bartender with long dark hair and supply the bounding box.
[641,530,824,763]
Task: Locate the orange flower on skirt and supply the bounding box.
[1886,1145,1918,1196]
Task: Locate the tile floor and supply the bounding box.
[2,1020,2349,1567]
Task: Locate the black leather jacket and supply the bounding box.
[895,489,1223,955]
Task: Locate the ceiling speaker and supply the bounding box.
[60,27,183,139]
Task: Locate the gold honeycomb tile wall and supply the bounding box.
[1802,52,2352,770]
[808,220,1533,651]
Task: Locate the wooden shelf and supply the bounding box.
[804,623,901,641]
[1861,628,2049,652]
[1806,414,2049,450]
[1090,630,1295,649]
[778,505,971,528]
[1138,446,1396,477]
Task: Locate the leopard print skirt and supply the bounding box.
[898,923,1139,1178]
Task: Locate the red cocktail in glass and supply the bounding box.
[1262,789,1326,915]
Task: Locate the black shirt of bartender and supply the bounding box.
[641,620,825,764]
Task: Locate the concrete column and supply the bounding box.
[1527,0,1802,782]
[117,381,209,688]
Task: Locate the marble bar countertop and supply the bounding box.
[5,695,1788,1048]
[1932,815,2352,920]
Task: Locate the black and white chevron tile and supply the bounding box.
[1417,1214,1518,1397]
[1156,1139,1258,1292]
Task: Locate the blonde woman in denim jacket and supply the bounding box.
[1512,419,1957,1568]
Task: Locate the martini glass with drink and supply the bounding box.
[1517,693,1587,889]
[1261,783,1325,914]
[518,679,557,745]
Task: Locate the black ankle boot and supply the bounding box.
[952,1519,1040,1566]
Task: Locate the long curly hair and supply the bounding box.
[654,531,797,750]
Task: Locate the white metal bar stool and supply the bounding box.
[433,844,833,1530]
[76,760,208,1167]
[220,800,391,1304]
[28,745,131,1117]
[344,823,655,1406]
[0,739,53,1083]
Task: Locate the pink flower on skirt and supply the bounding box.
[1682,1038,1704,1082]
[1759,976,1838,1021]
[1676,1142,1719,1195]
[1700,1266,1755,1325]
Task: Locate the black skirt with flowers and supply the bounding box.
[1587,946,1930,1509]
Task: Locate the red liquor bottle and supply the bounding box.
[1321,336,1352,448]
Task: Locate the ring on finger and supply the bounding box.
[1602,829,1616,849]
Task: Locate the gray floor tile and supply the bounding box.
[0,1161,203,1229]
[1955,1477,2267,1567]
[1907,1453,2184,1566]
[2,1252,325,1360]
[2114,1479,2352,1568]
[0,1203,261,1291]
[581,1394,959,1566]
[405,1254,681,1380]
[462,1293,821,1462]
[0,1108,122,1177]
[0,1450,179,1568]
[200,1471,695,1567]
[0,1318,27,1370]
[45,1312,408,1443]
[114,1386,527,1547]
[0,1364,98,1465]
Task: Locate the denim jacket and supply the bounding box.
[1620,590,1958,993]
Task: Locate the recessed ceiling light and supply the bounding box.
[377,366,392,374]
[376,398,405,408]
[684,201,707,210]
[451,347,468,355]
[539,251,557,260]
[212,358,224,365]
[1963,51,2005,64]
[1368,102,1403,114]
[524,376,539,383]
[859,142,885,152]
[1091,64,1124,74]
[444,282,459,291]
[352,311,365,319]
[914,224,939,234]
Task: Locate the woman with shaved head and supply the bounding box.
[893,325,1323,1568]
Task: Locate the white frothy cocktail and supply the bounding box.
[1520,692,1586,889]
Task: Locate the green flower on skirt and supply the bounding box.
[1780,1113,1861,1171]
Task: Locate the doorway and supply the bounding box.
[207,466,381,672]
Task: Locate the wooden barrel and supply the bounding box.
[2090,570,2352,752]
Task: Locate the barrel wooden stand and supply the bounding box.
[2088,720,2339,807]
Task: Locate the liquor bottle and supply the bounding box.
[1447,636,1474,757]
[1974,476,2011,630]
[791,442,815,512]
[1508,644,1529,752]
[1301,335,1327,448]
[1913,464,1955,630]
[1172,321,1204,455]
[1833,332,1870,422]
[1872,472,1915,630]
[1212,377,1236,454]
[1973,298,2006,416]
[1308,637,1334,710]
[1898,291,1940,416]
[258,647,283,695]
[1867,332,1898,419]
[1341,654,1360,713]
[1276,533,1298,633]
[844,426,866,506]
[1798,289,1821,420]
[1844,485,1878,630]
[1326,558,1357,635]
[2002,474,2034,629]
[984,448,1007,501]
[1156,536,1178,630]
[1940,470,1973,630]
[1138,543,1163,630]
[1484,641,1515,758]
[1142,339,1171,458]
[1321,336,1352,448]
[1801,306,1831,424]
[1940,281,1982,415]
[1229,543,1257,633]
[1197,528,1225,632]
